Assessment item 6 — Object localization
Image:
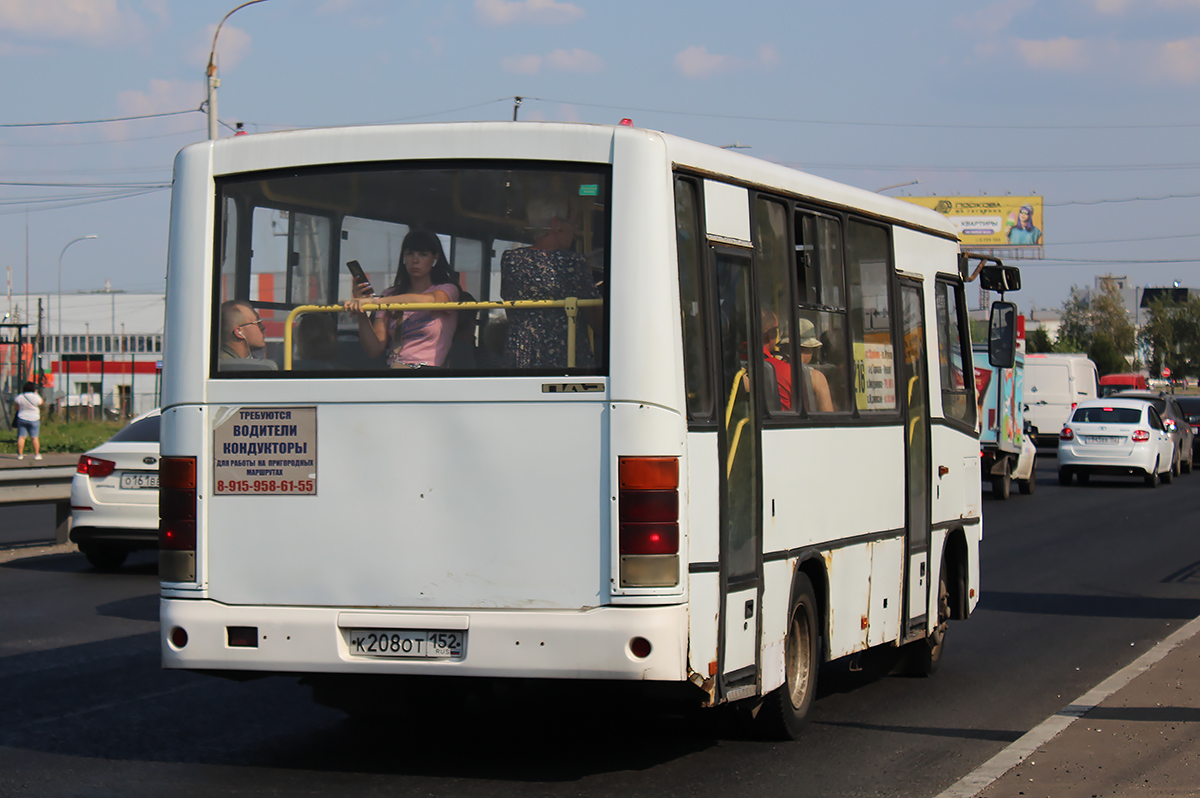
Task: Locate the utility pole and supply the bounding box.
[207,1,271,140]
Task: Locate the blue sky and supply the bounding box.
[2,0,1199,317]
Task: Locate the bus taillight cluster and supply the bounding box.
[159,456,197,582]
[618,456,680,588]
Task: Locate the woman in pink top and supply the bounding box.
[344,230,460,368]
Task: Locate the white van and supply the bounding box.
[1024,353,1100,446]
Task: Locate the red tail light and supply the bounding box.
[159,456,197,552]
[619,457,679,555]
[77,455,116,478]
[1132,429,1150,442]
[618,457,680,588]
[1060,427,1074,441]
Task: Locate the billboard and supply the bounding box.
[902,196,1044,247]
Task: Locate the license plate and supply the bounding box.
[1087,435,1121,445]
[347,629,464,658]
[119,472,159,489]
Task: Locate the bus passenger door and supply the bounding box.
[713,249,762,700]
[899,279,932,640]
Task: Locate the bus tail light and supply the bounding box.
[618,457,679,588]
[159,456,197,582]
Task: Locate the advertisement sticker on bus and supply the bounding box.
[213,406,317,495]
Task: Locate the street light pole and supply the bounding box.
[207,0,271,140]
[58,234,97,420]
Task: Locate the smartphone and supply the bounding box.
[346,260,373,295]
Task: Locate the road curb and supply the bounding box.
[0,541,78,564]
[933,613,1200,798]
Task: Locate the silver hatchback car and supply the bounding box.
[1057,398,1175,487]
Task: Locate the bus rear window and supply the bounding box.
[213,163,609,377]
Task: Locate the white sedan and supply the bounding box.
[69,409,161,570]
[1057,398,1175,487]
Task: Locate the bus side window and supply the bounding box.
[755,197,795,414]
[846,219,897,413]
[675,177,713,420]
[795,212,851,414]
[936,279,974,427]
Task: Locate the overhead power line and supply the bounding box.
[0,108,201,128]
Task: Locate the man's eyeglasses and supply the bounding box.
[237,318,265,331]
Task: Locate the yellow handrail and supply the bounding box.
[282,298,603,370]
[727,417,750,477]
[724,367,747,427]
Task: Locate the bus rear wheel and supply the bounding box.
[759,574,819,741]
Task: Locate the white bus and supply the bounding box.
[159,121,1016,738]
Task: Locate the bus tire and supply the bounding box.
[759,574,820,741]
[900,559,950,677]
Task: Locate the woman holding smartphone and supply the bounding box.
[343,230,460,368]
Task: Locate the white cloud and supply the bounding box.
[1086,0,1200,13]
[0,40,47,56]
[1014,37,1090,71]
[113,78,204,139]
[502,47,603,74]
[475,0,584,26]
[545,48,603,73]
[0,0,146,41]
[118,77,201,115]
[954,0,1037,36]
[758,43,781,69]
[674,45,739,79]
[501,53,542,74]
[1150,36,1200,83]
[192,23,252,71]
[140,0,168,26]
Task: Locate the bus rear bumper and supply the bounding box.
[161,600,689,682]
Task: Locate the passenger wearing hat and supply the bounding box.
[797,319,834,413]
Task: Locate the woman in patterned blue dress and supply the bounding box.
[500,198,601,369]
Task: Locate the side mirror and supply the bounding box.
[979,264,1022,293]
[988,300,1018,369]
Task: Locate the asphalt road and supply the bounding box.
[3,459,1199,798]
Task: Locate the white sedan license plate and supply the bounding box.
[120,472,159,489]
[348,629,464,658]
[1087,435,1121,445]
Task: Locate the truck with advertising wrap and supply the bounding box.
[973,326,1036,499]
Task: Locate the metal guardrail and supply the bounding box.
[0,465,75,544]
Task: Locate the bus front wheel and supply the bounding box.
[759,574,820,741]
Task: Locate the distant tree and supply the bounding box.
[1026,326,1053,353]
[1093,278,1136,356]
[1056,277,1135,361]
[1056,287,1092,352]
[1089,334,1127,377]
[1140,295,1200,380]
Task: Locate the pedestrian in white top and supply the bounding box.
[15,381,44,461]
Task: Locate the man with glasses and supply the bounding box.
[218,300,277,371]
